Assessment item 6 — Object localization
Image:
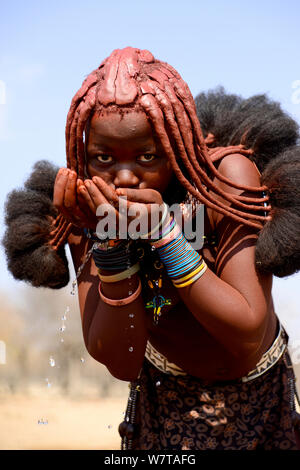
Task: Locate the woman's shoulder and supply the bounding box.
[207,152,261,228]
[216,152,261,186]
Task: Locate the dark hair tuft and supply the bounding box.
[2,160,70,288]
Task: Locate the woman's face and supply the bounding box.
[85,110,173,194]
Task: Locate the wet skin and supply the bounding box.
[63,110,277,382]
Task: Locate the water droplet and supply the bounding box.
[80,358,85,363]
[49,357,55,367]
[45,378,51,388]
[129,313,134,318]
[151,245,156,251]
[128,291,133,295]
[59,324,66,332]
[61,315,67,321]
[70,281,77,295]
[156,381,161,387]
[130,325,134,329]
[61,338,64,343]
[108,424,112,429]
[129,347,134,352]
[38,418,48,425]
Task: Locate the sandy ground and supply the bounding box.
[0,392,126,450]
[1,383,299,450]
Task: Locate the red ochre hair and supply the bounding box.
[50,47,270,250]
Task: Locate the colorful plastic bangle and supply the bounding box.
[172,261,205,285]
[151,223,182,249]
[98,277,142,306]
[98,262,140,283]
[173,262,208,288]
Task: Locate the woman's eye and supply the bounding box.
[138,154,156,163]
[97,155,113,164]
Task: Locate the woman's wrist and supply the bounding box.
[155,225,207,288]
[140,202,170,241]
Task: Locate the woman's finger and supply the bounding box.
[84,179,110,208]
[53,168,68,209]
[64,170,77,210]
[53,168,80,224]
[116,187,163,205]
[77,182,98,215]
[92,176,119,206]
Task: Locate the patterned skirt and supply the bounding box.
[119,326,300,450]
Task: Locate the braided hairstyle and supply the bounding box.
[3,48,300,287]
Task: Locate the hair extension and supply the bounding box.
[194,87,300,276]
[194,86,299,173]
[2,160,70,288]
[255,147,300,277]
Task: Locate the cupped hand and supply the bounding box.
[78,177,168,239]
[78,176,120,235]
[53,168,98,229]
[115,187,167,239]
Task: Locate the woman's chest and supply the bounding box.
[139,205,218,320]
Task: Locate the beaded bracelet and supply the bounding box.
[92,240,138,272]
[98,262,140,283]
[84,228,121,248]
[98,277,142,306]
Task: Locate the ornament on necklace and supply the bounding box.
[145,271,172,325]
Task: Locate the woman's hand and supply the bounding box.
[53,168,98,229]
[115,187,166,239]
[81,177,166,239]
[78,176,120,236]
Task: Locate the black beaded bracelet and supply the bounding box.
[92,240,139,272]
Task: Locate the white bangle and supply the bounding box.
[140,203,169,239]
[98,262,140,283]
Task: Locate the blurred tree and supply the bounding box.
[0,282,127,397]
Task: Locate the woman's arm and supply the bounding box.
[68,230,149,381]
[168,154,273,360]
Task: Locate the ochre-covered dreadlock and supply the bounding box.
[50,47,270,251]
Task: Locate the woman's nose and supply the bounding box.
[113,169,139,188]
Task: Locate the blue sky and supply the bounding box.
[0,0,299,340]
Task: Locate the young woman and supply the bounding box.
[3,47,300,450]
